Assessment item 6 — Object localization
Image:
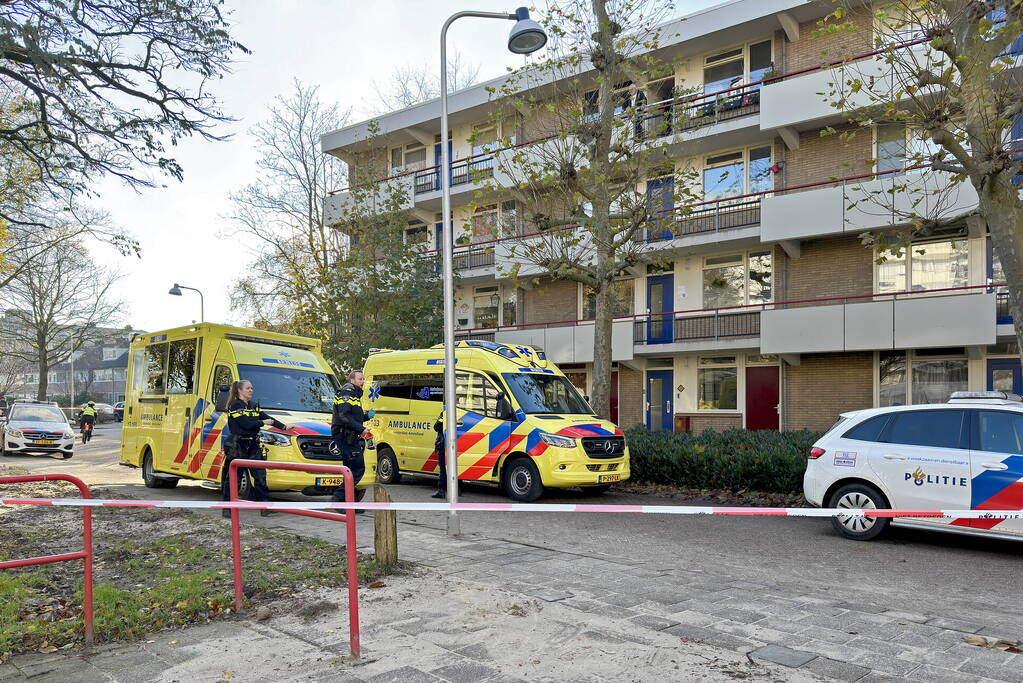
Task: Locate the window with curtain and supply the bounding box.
[876,239,968,294]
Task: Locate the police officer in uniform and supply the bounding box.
[330,370,374,509]
[79,401,97,443]
[224,379,292,518]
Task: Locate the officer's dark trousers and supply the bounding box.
[221,437,269,502]
[331,434,365,502]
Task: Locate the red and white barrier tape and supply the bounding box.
[1,497,1023,519]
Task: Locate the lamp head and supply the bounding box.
[168,284,182,296]
[508,7,547,54]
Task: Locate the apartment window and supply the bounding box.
[405,223,429,246]
[876,124,940,173]
[473,285,516,328]
[876,238,968,294]
[702,146,772,202]
[102,347,125,361]
[703,251,772,308]
[112,368,126,382]
[503,288,517,327]
[471,126,498,157]
[698,356,738,410]
[390,142,427,173]
[582,280,635,319]
[703,40,772,95]
[879,348,968,407]
[471,205,498,242]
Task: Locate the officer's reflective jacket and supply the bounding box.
[227,399,284,440]
[332,382,368,437]
[80,406,97,419]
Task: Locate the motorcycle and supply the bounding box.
[81,420,94,444]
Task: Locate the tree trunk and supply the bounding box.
[591,278,615,419]
[982,177,1023,368]
[36,357,49,401]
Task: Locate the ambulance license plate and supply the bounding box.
[598,474,621,483]
[35,440,55,445]
[316,476,345,487]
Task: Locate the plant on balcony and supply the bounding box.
[474,0,703,420]
[821,1,1023,355]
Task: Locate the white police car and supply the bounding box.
[804,391,1023,541]
[1,400,75,459]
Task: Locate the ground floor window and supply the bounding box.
[697,356,737,410]
[879,348,968,406]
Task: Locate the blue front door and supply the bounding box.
[646,176,674,241]
[433,140,453,191]
[646,274,674,344]
[646,370,673,431]
[988,358,1022,394]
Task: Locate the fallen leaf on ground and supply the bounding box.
[368,581,386,589]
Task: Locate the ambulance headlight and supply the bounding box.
[539,432,576,449]
[259,431,291,447]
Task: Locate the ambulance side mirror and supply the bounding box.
[215,384,230,412]
[496,392,515,422]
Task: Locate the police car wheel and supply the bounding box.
[376,447,401,485]
[502,457,543,503]
[62,452,73,459]
[829,483,890,541]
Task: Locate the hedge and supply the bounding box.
[624,428,824,494]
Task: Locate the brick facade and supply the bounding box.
[781,235,874,303]
[784,11,873,74]
[785,352,873,431]
[617,366,643,429]
[784,125,872,189]
[522,279,579,324]
[678,413,744,435]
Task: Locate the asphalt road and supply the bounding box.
[4,423,1021,631]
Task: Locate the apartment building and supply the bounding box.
[320,0,1012,434]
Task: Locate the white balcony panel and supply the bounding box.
[760,306,845,353]
[323,174,415,225]
[760,186,844,240]
[844,301,894,351]
[496,320,633,364]
[761,172,979,242]
[894,294,995,348]
[760,67,845,130]
[761,293,995,354]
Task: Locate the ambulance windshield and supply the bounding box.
[502,373,591,415]
[239,365,340,413]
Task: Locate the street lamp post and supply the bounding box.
[439,7,547,537]
[168,283,205,323]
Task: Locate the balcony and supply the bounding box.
[413,154,495,196]
[323,172,415,226]
[495,319,635,364]
[760,169,979,242]
[760,286,997,354]
[416,243,496,281]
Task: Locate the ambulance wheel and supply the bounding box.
[828,483,890,541]
[375,447,401,485]
[580,484,612,495]
[502,457,543,503]
[142,451,167,488]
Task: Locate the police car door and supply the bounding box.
[870,409,971,529]
[966,409,1023,537]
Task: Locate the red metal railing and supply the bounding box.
[0,474,93,645]
[227,459,360,657]
[453,283,1005,341]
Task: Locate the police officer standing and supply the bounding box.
[224,380,292,518]
[330,370,374,509]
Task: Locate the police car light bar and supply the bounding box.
[948,391,1023,402]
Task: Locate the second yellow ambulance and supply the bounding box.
[363,340,630,501]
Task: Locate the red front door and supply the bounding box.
[745,366,779,430]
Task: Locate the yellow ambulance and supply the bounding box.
[363,340,629,501]
[119,323,374,498]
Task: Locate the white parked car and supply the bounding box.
[1,400,75,459]
[804,391,1023,541]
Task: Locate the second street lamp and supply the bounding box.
[438,7,547,537]
[168,283,205,323]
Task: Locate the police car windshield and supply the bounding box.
[238,365,340,413]
[10,405,66,423]
[501,373,591,415]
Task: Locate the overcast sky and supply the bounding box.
[93,0,718,333]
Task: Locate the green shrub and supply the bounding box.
[625,428,823,494]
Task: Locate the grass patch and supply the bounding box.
[0,502,408,661]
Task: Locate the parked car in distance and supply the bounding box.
[75,402,116,424]
[804,391,1023,542]
[1,399,75,458]
[113,401,124,422]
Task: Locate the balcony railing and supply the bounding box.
[413,154,495,195]
[996,289,1012,324]
[644,197,761,241]
[449,283,1005,349]
[416,244,496,273]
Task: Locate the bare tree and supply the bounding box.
[227,80,350,330]
[0,352,28,398]
[480,0,699,418]
[820,1,1023,352]
[1,238,124,400]
[370,52,481,114]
